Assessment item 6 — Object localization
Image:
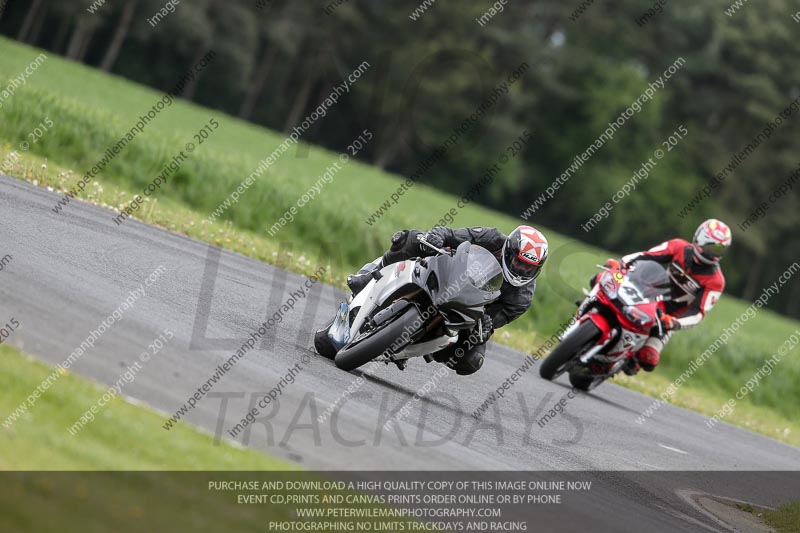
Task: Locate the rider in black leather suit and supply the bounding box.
[347,225,549,375]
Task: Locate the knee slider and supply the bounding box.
[456,353,484,376]
[637,345,659,371]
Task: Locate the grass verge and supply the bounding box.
[739,502,800,533]
[0,341,293,470]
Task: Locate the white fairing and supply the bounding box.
[598,330,649,362]
[349,260,415,337]
[617,280,644,306]
[346,260,456,358]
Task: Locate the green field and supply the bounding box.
[741,502,800,533]
[1,36,799,450]
[0,343,292,470]
[0,344,415,532]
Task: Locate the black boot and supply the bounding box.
[347,272,373,294]
[623,357,640,376]
[346,260,382,295]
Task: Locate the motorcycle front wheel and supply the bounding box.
[334,306,422,372]
[313,318,336,359]
[539,320,601,380]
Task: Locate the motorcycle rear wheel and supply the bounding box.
[539,320,601,380]
[334,306,422,372]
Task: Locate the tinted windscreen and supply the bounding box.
[467,246,503,292]
[627,261,671,300]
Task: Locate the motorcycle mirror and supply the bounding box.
[416,234,449,256]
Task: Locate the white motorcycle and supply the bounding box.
[314,237,503,371]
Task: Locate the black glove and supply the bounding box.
[423,226,447,249]
[474,314,493,345]
[389,230,409,252]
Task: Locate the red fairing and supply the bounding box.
[591,265,668,334]
[562,262,670,378]
[619,300,661,333]
[581,313,613,343]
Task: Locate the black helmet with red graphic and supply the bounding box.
[501,226,549,286]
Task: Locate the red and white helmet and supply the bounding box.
[501,226,549,286]
[693,219,732,264]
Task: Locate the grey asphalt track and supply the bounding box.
[1,174,798,531]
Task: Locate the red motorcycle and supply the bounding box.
[539,261,671,391]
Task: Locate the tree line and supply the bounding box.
[1,0,798,317]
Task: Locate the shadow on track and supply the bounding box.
[548,379,644,416]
